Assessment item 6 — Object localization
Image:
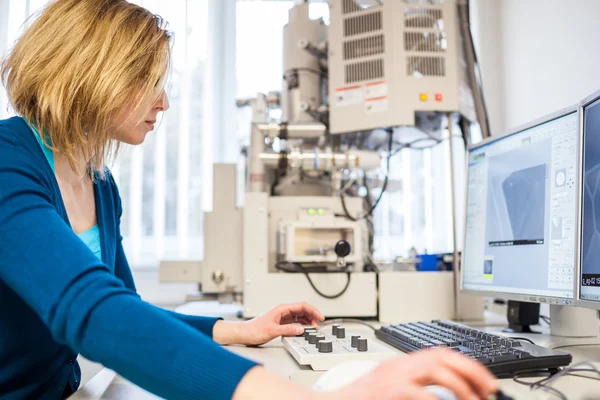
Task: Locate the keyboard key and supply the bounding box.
[475,357,491,365]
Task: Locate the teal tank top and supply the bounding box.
[25,119,102,260]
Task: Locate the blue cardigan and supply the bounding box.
[0,117,257,399]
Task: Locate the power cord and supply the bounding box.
[540,315,551,326]
[275,262,351,300]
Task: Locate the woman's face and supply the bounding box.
[112,89,170,145]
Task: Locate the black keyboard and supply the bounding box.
[376,320,572,377]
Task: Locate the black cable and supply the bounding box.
[530,363,600,400]
[391,134,465,156]
[512,371,566,400]
[540,315,551,326]
[275,262,351,300]
[509,337,536,345]
[340,130,393,221]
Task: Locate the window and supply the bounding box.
[115,0,209,267]
[1,0,210,268]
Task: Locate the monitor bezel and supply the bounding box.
[460,104,580,306]
[576,89,600,309]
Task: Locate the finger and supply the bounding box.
[280,316,312,326]
[426,350,498,397]
[277,323,305,337]
[278,302,325,322]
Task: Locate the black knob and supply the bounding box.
[318,340,333,353]
[304,328,316,340]
[357,337,368,352]
[336,327,346,339]
[332,324,340,336]
[351,335,360,348]
[335,240,352,258]
[308,333,319,344]
[314,334,325,346]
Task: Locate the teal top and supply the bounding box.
[26,119,102,260]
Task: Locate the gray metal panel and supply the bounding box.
[460,105,580,305]
[328,0,464,134]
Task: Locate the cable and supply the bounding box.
[533,362,600,400]
[275,262,351,300]
[512,364,600,400]
[509,337,536,345]
[391,134,464,156]
[540,315,551,326]
[339,129,393,221]
[319,318,377,331]
[512,370,566,400]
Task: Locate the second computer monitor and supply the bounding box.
[462,107,579,303]
[579,90,600,305]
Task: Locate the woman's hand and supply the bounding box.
[232,349,498,400]
[330,348,499,400]
[214,302,325,346]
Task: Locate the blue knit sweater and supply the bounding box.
[0,116,257,399]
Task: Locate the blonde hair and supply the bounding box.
[1,0,172,175]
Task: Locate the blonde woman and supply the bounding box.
[0,1,498,399]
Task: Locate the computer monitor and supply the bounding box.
[461,106,579,305]
[578,89,600,307]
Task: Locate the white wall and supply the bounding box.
[473,0,600,135]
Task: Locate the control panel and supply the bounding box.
[282,324,397,370]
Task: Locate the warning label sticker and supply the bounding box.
[365,96,388,114]
[333,85,363,107]
[364,81,388,99]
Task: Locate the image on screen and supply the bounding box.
[581,98,600,301]
[462,111,578,299]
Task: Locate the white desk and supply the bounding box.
[71,322,600,399]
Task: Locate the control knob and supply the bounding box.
[318,340,333,353]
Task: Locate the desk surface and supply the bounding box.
[71,322,600,400]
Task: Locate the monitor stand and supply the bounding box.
[549,305,599,337]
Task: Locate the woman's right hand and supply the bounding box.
[330,348,499,400]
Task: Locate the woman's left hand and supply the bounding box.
[213,302,325,346]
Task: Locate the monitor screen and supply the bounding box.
[462,111,578,301]
[581,97,600,302]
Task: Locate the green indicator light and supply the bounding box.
[317,208,325,215]
[308,208,316,215]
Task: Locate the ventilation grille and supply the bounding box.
[344,12,382,37]
[405,8,443,29]
[344,35,385,60]
[343,0,382,14]
[404,0,444,5]
[404,32,446,52]
[346,59,384,83]
[342,0,361,14]
[407,56,445,77]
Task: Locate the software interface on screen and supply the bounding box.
[463,112,578,300]
[581,98,600,302]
